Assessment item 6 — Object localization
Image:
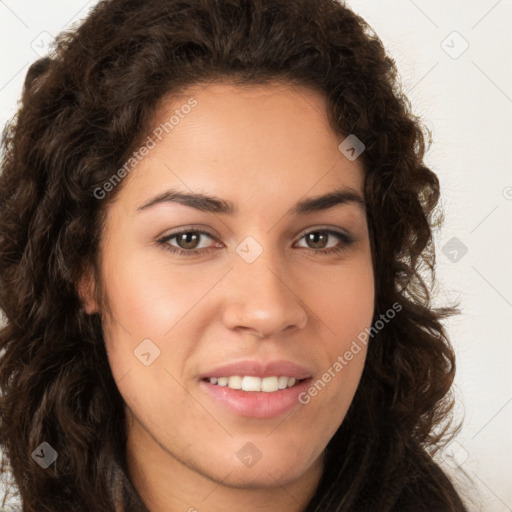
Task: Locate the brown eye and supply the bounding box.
[157,228,354,257]
[158,230,219,256]
[174,232,202,250]
[303,232,329,249]
[295,230,354,255]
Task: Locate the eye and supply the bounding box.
[294,229,355,255]
[158,229,218,255]
[157,228,354,256]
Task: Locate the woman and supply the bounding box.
[0,0,469,510]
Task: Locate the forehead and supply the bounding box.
[153,80,340,149]
[113,81,365,214]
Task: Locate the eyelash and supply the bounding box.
[157,228,354,257]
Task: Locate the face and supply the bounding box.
[81,82,375,496]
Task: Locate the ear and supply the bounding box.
[76,263,100,315]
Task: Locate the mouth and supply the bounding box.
[202,375,307,392]
[198,359,314,418]
[199,375,313,419]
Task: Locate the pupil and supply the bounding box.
[179,233,199,249]
[308,232,326,249]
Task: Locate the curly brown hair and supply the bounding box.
[0,0,468,510]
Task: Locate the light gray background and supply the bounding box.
[1,1,511,511]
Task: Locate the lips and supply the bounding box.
[198,359,314,418]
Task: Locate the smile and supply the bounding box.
[200,377,312,419]
[206,375,300,392]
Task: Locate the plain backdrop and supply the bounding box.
[1,1,511,511]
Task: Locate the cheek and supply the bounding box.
[300,254,374,416]
[311,252,375,343]
[98,248,214,400]
[100,240,209,338]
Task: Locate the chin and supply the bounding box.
[206,440,320,489]
[213,459,312,490]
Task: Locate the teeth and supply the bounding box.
[278,376,289,389]
[261,376,278,392]
[228,376,242,389]
[241,376,261,392]
[208,375,299,392]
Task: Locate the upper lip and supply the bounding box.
[199,359,313,380]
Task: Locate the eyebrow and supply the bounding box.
[136,187,366,216]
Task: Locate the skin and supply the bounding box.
[80,81,375,512]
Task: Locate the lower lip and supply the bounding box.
[199,379,311,419]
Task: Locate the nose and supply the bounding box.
[221,246,308,339]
